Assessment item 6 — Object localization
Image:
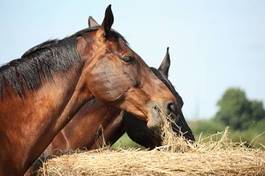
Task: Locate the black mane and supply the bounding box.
[0,32,80,98]
[0,27,128,98]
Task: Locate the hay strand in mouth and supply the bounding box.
[157,107,194,152]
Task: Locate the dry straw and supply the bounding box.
[38,110,265,176]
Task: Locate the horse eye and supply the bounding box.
[121,56,134,63]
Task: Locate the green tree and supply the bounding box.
[215,88,265,130]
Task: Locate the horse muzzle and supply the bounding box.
[146,101,177,131]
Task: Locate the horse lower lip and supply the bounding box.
[147,123,161,133]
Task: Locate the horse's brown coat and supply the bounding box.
[25,48,195,176]
[0,6,176,175]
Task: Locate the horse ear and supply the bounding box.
[158,47,171,78]
[102,5,114,37]
[88,16,99,28]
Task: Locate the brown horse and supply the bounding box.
[25,47,195,176]
[0,5,177,175]
[41,46,194,154]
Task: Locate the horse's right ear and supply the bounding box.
[158,47,171,78]
[102,5,114,38]
[88,16,99,28]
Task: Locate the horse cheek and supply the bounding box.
[87,60,129,101]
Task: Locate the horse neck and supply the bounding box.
[89,110,125,150]
[0,48,94,174]
[50,100,123,151]
[97,111,126,147]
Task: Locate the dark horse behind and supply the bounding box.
[123,47,195,148]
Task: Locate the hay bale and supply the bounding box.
[39,148,265,176]
[38,112,265,176]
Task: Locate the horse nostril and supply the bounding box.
[153,105,161,112]
[167,102,177,113]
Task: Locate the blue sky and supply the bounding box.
[1,0,265,119]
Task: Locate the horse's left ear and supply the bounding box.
[102,5,114,37]
[158,47,171,78]
[88,16,99,28]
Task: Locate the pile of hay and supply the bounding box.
[38,112,265,176]
[39,146,265,176]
